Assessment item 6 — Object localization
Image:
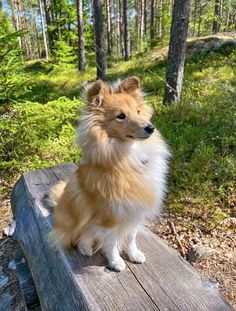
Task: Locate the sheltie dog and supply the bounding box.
[49,76,170,271]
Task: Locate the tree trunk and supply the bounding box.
[114,0,119,55]
[93,0,107,80]
[140,0,145,43]
[106,0,112,55]
[192,0,198,36]
[30,5,40,59]
[212,0,221,33]
[144,0,147,36]
[157,0,163,39]
[21,0,33,59]
[33,11,42,58]
[118,0,124,56]
[197,0,204,36]
[42,0,53,53]
[123,0,130,60]
[76,0,86,71]
[15,0,32,59]
[163,0,191,104]
[150,0,156,40]
[38,0,49,60]
[225,0,230,31]
[9,0,18,30]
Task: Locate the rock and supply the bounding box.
[8,260,16,270]
[187,245,215,263]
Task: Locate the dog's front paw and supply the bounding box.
[128,250,146,264]
[109,257,126,272]
[77,243,93,256]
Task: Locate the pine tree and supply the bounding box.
[38,0,49,59]
[123,0,130,60]
[106,0,112,55]
[76,0,86,71]
[93,0,107,80]
[212,0,221,33]
[163,0,191,104]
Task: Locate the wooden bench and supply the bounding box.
[11,163,234,311]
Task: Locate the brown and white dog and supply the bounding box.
[49,76,170,271]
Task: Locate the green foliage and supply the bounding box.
[0,97,82,178]
[48,0,77,43]
[0,12,27,104]
[54,40,77,65]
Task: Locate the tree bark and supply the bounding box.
[192,0,198,36]
[163,0,191,104]
[30,5,40,59]
[123,0,130,60]
[140,0,145,43]
[33,10,42,58]
[9,0,18,30]
[38,0,49,60]
[93,0,107,80]
[150,0,156,40]
[76,0,86,71]
[42,0,53,53]
[15,0,32,59]
[157,0,163,39]
[106,0,112,55]
[212,0,221,33]
[118,0,124,55]
[144,0,147,36]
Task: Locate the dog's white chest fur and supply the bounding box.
[111,138,170,223]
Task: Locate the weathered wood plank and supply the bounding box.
[14,249,41,310]
[11,164,235,311]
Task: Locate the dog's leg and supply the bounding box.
[126,227,146,263]
[77,235,93,256]
[102,230,126,272]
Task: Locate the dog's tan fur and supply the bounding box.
[49,76,170,271]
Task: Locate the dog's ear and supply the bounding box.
[86,80,111,106]
[118,76,140,94]
[118,76,142,101]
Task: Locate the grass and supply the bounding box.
[0,44,235,229]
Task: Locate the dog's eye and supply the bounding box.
[116,113,126,120]
[137,110,140,115]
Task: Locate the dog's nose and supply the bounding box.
[144,124,155,134]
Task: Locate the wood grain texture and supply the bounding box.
[15,248,41,309]
[11,163,235,311]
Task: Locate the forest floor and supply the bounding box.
[0,36,236,309]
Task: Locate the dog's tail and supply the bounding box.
[47,180,67,208]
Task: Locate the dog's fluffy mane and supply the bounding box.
[77,78,153,167]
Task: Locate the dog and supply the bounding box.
[49,76,170,271]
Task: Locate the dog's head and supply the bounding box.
[84,77,155,142]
